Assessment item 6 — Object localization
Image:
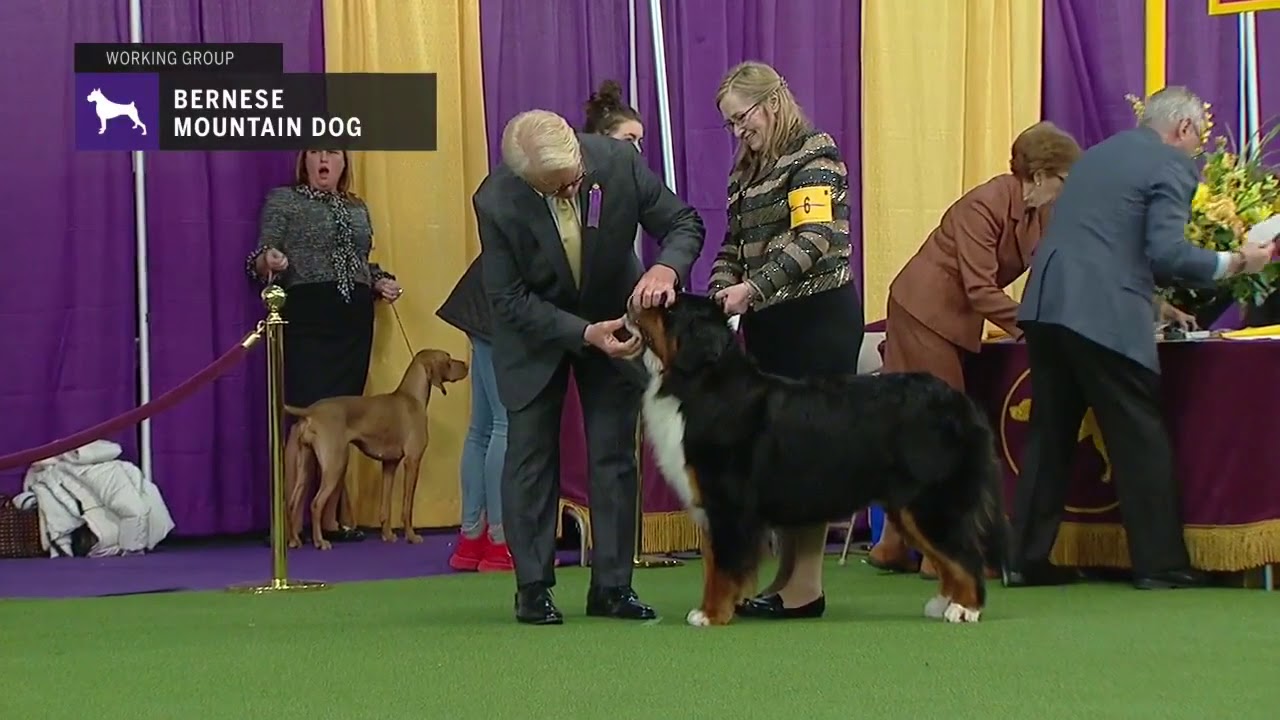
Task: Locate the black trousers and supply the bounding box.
[501,352,641,591]
[1009,322,1191,576]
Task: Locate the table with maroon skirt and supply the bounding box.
[964,338,1280,579]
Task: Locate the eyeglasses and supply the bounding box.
[550,166,586,196]
[723,100,763,132]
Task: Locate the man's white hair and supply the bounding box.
[1140,86,1205,132]
[501,110,581,180]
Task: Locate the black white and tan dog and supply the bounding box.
[625,294,1005,627]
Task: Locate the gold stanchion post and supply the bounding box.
[229,285,328,594]
[633,416,682,568]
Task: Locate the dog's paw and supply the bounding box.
[924,595,951,619]
[287,538,301,550]
[315,539,333,551]
[943,603,982,623]
[405,533,423,545]
[686,608,711,627]
[381,532,398,543]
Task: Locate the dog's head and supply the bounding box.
[87,88,103,102]
[412,349,469,396]
[625,294,738,377]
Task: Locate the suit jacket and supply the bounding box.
[473,133,706,410]
[1018,126,1220,373]
[435,256,491,343]
[889,174,1043,352]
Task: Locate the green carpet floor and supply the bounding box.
[1,558,1275,719]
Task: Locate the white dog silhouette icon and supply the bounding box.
[86,88,147,136]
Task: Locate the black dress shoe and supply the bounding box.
[1002,563,1081,588]
[515,585,564,625]
[734,593,826,619]
[585,585,657,620]
[1132,568,1210,590]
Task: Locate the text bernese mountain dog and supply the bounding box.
[625,294,1005,627]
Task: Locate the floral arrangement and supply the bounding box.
[1125,93,1280,319]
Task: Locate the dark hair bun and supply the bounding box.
[590,80,625,110]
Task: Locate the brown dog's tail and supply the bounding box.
[283,405,309,417]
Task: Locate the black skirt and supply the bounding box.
[281,282,375,407]
[741,281,864,379]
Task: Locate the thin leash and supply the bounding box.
[388,301,415,358]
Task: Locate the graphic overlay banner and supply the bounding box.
[1208,0,1280,14]
[75,43,283,73]
[157,73,438,151]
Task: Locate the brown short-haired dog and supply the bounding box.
[284,349,469,550]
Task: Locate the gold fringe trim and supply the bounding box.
[556,499,702,554]
[1051,520,1280,572]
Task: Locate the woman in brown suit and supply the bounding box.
[869,121,1081,576]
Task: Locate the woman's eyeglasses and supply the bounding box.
[723,100,763,132]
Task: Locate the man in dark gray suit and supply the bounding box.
[474,109,705,624]
[1007,87,1275,590]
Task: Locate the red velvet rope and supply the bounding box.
[0,333,260,472]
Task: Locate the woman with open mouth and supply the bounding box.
[245,149,404,543]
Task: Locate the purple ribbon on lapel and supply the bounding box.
[587,184,602,228]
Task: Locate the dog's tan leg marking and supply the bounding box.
[379,461,399,543]
[400,448,425,544]
[688,526,738,627]
[897,510,981,623]
[310,440,348,551]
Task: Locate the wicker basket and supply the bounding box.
[0,494,43,558]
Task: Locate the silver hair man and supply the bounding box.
[500,110,583,197]
[1139,86,1207,155]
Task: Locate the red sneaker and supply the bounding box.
[478,538,514,572]
[448,532,486,572]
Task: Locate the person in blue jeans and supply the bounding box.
[437,258,512,572]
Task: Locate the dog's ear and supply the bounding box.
[427,355,449,396]
[670,314,732,375]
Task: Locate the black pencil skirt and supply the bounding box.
[281,282,375,408]
[741,281,865,380]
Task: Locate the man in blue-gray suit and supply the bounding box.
[1006,87,1276,590]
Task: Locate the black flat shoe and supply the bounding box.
[734,593,825,619]
[515,585,564,625]
[1132,568,1210,590]
[1002,563,1081,588]
[586,585,657,620]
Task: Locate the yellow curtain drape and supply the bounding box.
[323,0,488,530]
[861,0,1044,323]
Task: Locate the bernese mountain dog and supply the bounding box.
[625,294,1005,627]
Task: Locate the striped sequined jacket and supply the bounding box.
[708,130,852,309]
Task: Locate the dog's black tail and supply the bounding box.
[962,397,1009,572]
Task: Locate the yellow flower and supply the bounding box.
[1204,196,1238,226]
[1191,183,1210,211]
[1242,205,1273,225]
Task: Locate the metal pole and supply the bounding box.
[127,0,153,485]
[1244,11,1261,156]
[229,286,327,594]
[649,0,678,194]
[629,0,644,262]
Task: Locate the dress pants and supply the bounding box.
[1010,321,1191,576]
[501,353,641,590]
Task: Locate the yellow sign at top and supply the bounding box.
[1208,0,1280,15]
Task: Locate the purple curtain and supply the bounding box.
[480,0,631,167]
[0,0,138,494]
[1041,0,1146,149]
[635,0,863,294]
[142,0,325,536]
[1169,11,1241,150]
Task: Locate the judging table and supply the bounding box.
[964,337,1280,574]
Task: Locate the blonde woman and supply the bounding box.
[708,61,863,620]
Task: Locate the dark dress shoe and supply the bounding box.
[515,585,564,625]
[1002,563,1081,588]
[1132,568,1210,590]
[735,593,826,619]
[585,585,657,620]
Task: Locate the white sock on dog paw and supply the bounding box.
[686,608,710,627]
[924,595,951,619]
[943,602,981,623]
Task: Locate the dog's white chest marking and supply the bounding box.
[640,356,700,516]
